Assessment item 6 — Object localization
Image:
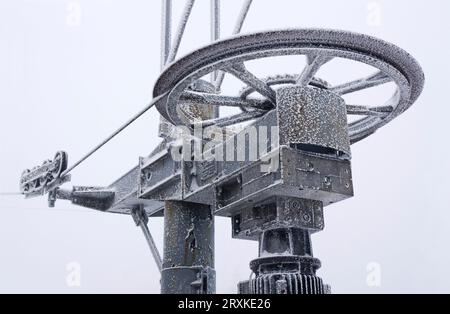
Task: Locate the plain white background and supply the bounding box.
[0,0,449,293]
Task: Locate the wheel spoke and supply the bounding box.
[180,91,273,110]
[192,110,265,128]
[346,105,393,117]
[331,71,392,95]
[296,54,333,86]
[225,63,277,104]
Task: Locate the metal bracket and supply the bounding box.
[20,151,70,198]
[131,207,163,272]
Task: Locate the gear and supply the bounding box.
[239,74,330,99]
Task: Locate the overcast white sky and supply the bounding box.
[0,0,449,294]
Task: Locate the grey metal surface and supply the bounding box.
[57,104,353,216]
[233,197,324,241]
[178,80,217,125]
[20,151,69,198]
[210,0,220,83]
[38,85,354,224]
[238,227,326,295]
[239,74,331,98]
[162,201,215,294]
[61,94,166,177]
[160,0,218,139]
[163,201,214,269]
[54,186,115,211]
[158,0,174,139]
[238,74,390,117]
[138,109,354,217]
[239,274,326,295]
[214,0,254,90]
[161,0,172,70]
[166,0,196,65]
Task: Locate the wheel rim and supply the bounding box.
[153,29,424,143]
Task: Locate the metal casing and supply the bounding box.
[277,86,351,158]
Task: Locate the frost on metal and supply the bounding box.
[20,0,424,295]
[276,86,351,158]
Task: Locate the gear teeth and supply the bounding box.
[238,74,330,98]
[238,274,329,295]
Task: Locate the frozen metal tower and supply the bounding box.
[19,0,424,294]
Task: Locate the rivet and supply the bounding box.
[303,214,311,222]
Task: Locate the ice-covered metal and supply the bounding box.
[277,86,351,158]
[19,0,425,296]
[162,201,215,294]
[239,228,328,294]
[153,29,424,143]
[20,151,70,198]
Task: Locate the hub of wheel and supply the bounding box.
[17,0,427,296]
[154,29,424,143]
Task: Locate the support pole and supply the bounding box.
[161,0,172,70]
[161,201,215,294]
[159,0,174,138]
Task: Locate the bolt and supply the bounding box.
[303,213,311,223]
